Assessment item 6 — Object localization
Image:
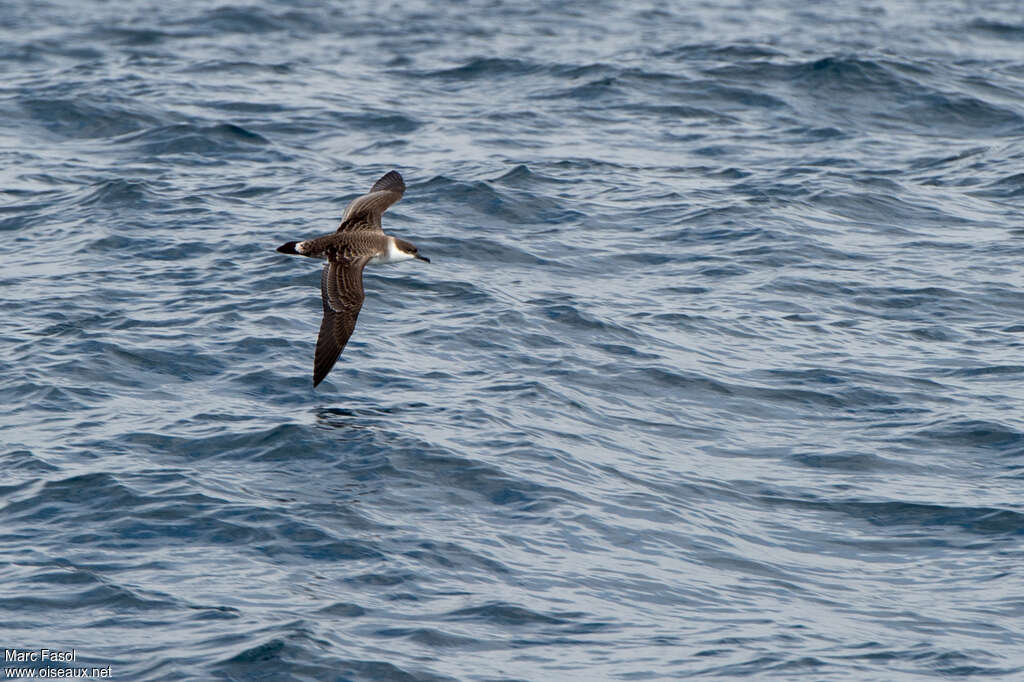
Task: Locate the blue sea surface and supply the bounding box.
[3,0,1024,679]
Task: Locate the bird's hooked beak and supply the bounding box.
[415,254,431,263]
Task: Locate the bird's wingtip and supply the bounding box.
[371,170,405,194]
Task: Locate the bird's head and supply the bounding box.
[394,237,430,263]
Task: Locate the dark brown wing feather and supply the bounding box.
[369,170,405,194]
[313,257,369,387]
[337,170,405,233]
[313,266,341,387]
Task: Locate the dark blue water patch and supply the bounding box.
[972,172,1024,198]
[3,471,188,522]
[445,601,573,627]
[0,577,180,614]
[908,418,1024,455]
[371,626,489,651]
[843,286,986,323]
[938,365,1024,380]
[807,190,974,228]
[48,339,228,387]
[836,500,1024,537]
[710,54,1024,136]
[5,470,394,563]
[2,382,113,418]
[78,178,162,210]
[323,109,422,134]
[762,275,865,302]
[655,42,788,64]
[532,301,640,339]
[639,103,742,126]
[695,655,828,678]
[967,18,1024,40]
[213,638,458,682]
[750,367,949,398]
[173,5,332,37]
[785,451,926,474]
[783,124,850,144]
[3,449,61,475]
[401,539,512,575]
[413,56,702,101]
[490,163,574,189]
[390,450,578,511]
[259,521,385,562]
[536,63,791,114]
[18,96,167,140]
[212,638,363,681]
[104,423,332,461]
[0,38,101,64]
[535,73,627,103]
[113,122,274,158]
[747,486,1024,540]
[734,240,859,269]
[317,601,368,618]
[585,362,922,417]
[0,185,68,212]
[969,283,1024,317]
[88,25,190,47]
[900,92,1024,137]
[668,204,766,233]
[692,81,790,112]
[906,325,962,342]
[424,56,545,81]
[417,175,582,228]
[797,56,918,91]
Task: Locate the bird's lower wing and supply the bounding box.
[313,258,368,387]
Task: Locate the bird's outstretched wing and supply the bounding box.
[336,170,405,233]
[313,256,369,387]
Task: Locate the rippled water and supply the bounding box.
[3,0,1024,679]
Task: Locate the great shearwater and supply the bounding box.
[277,170,429,387]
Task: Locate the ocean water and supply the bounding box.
[2,0,1024,679]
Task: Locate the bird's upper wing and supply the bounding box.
[313,256,369,387]
[336,170,405,233]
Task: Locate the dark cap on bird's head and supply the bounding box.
[395,237,430,262]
